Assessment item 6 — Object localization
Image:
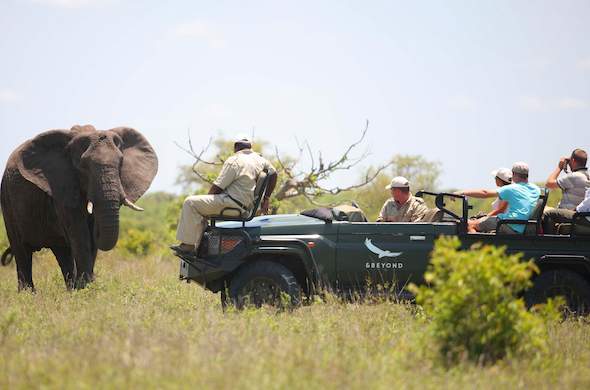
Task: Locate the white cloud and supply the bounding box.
[30,0,115,8]
[557,98,590,110]
[448,96,477,111]
[0,89,22,103]
[576,58,590,70]
[518,96,547,112]
[169,21,227,49]
[518,96,589,111]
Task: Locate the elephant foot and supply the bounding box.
[73,273,94,289]
[17,282,35,293]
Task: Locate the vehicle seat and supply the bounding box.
[496,188,548,235]
[558,212,590,236]
[209,170,270,226]
[421,208,444,222]
[332,204,368,222]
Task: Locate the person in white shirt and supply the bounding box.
[573,188,590,234]
[466,167,512,233]
[543,149,590,233]
[577,188,590,213]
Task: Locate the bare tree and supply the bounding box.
[175,120,391,206]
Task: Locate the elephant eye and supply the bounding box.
[113,135,123,149]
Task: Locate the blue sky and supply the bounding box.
[1,0,588,193]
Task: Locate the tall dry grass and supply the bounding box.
[0,251,589,389]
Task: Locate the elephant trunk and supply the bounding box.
[95,199,120,251]
[90,168,123,251]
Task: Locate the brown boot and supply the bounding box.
[170,243,196,253]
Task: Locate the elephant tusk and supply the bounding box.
[87,201,93,215]
[124,198,144,212]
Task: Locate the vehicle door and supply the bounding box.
[335,222,440,292]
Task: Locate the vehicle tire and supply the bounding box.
[525,269,590,316]
[227,260,302,310]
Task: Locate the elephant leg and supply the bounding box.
[51,246,75,289]
[13,246,34,291]
[60,209,94,289]
[71,246,93,289]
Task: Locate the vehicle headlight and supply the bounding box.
[204,233,243,256]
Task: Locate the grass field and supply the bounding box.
[1,252,589,389]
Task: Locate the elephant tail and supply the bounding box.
[1,247,13,266]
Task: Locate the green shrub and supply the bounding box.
[409,237,557,364]
[118,228,154,256]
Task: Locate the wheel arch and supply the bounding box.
[535,255,590,283]
[226,241,320,296]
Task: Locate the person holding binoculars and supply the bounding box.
[542,148,590,234]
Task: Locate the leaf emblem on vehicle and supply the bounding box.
[364,238,402,259]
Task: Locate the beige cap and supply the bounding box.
[512,161,529,176]
[234,134,251,144]
[234,134,252,149]
[491,168,512,183]
[385,176,410,189]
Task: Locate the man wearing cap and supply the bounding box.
[376,176,428,222]
[172,138,277,253]
[542,149,590,234]
[457,162,540,233]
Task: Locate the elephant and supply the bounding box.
[0,125,158,290]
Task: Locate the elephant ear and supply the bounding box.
[110,127,158,202]
[15,130,80,207]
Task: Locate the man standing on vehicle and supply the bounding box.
[542,149,590,234]
[376,176,428,222]
[172,137,277,253]
[456,162,540,233]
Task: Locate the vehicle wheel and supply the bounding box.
[525,269,590,316]
[228,260,302,310]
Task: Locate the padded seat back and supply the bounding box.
[421,208,444,222]
[210,170,270,225]
[252,171,268,207]
[524,192,547,235]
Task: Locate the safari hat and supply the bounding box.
[233,134,251,144]
[385,176,410,189]
[491,168,512,183]
[233,134,252,149]
[512,161,529,176]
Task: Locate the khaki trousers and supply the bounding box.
[176,194,242,248]
[542,207,575,234]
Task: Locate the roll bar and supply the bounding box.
[415,191,472,234]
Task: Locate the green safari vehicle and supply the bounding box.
[173,184,590,313]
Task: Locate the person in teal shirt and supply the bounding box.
[457,162,541,233]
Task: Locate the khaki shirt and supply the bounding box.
[213,149,275,209]
[377,195,428,222]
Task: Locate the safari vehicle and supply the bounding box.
[172,176,590,313]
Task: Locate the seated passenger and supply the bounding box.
[546,187,590,234]
[467,168,512,232]
[542,148,589,234]
[457,162,540,234]
[172,137,277,253]
[376,176,428,222]
[575,187,590,234]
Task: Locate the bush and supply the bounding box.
[118,228,154,256]
[409,237,558,364]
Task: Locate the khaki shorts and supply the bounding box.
[476,216,519,234]
[475,216,498,232]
